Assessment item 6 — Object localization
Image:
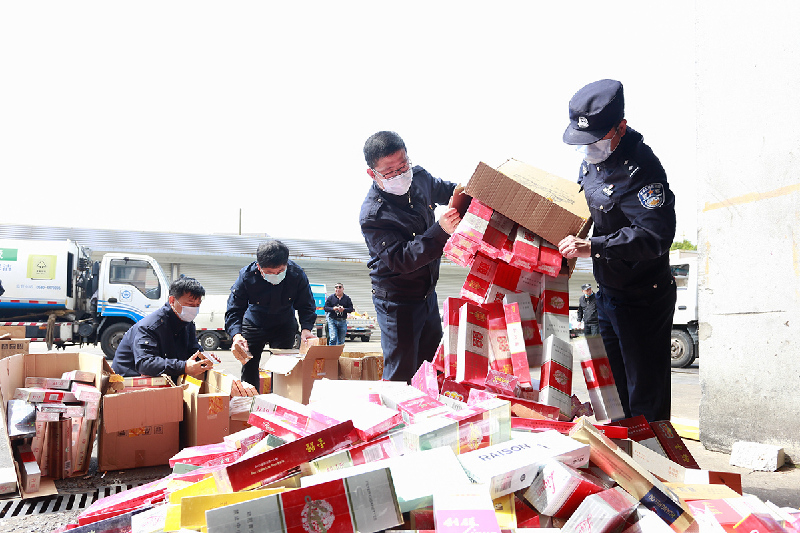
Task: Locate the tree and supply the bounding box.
[670,239,697,251]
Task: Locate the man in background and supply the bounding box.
[577,283,600,336]
[324,282,353,345]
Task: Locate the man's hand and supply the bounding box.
[334,305,344,312]
[438,207,462,235]
[558,235,592,259]
[231,334,252,364]
[185,351,211,377]
[300,329,315,342]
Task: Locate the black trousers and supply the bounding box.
[373,291,442,382]
[241,319,297,393]
[596,278,676,422]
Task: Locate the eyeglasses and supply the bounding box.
[334,286,343,289]
[372,158,412,180]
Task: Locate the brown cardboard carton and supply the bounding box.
[339,351,384,381]
[464,160,591,249]
[0,339,30,360]
[99,381,184,471]
[0,326,26,339]
[177,370,232,448]
[263,345,344,404]
[0,352,108,497]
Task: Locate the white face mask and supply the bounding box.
[576,138,614,164]
[173,300,200,322]
[262,268,286,285]
[379,166,413,195]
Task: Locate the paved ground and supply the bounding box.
[3,339,797,532]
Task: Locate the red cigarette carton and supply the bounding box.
[539,334,574,418]
[650,420,701,469]
[574,336,624,423]
[522,458,609,518]
[411,360,439,399]
[502,301,535,384]
[455,303,490,386]
[442,298,469,379]
[561,486,639,533]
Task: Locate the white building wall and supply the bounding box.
[696,3,800,457]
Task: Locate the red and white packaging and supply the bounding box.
[484,368,519,397]
[442,297,469,379]
[71,382,101,402]
[44,378,71,390]
[348,432,403,465]
[433,483,502,533]
[482,302,513,375]
[455,302,490,386]
[622,505,678,533]
[510,226,541,271]
[72,416,92,473]
[482,209,516,259]
[538,238,563,269]
[213,420,359,493]
[224,426,266,453]
[411,360,439,399]
[456,198,493,245]
[460,253,499,303]
[439,378,471,405]
[539,334,574,418]
[15,443,41,493]
[502,300,535,385]
[13,387,68,403]
[249,393,333,441]
[169,442,243,467]
[61,370,96,384]
[511,417,628,439]
[649,420,701,469]
[574,336,625,423]
[493,261,545,297]
[539,272,571,342]
[397,395,450,425]
[310,399,403,442]
[615,415,667,457]
[522,458,609,518]
[444,405,493,454]
[561,486,639,533]
[504,292,544,368]
[444,233,479,267]
[83,400,100,420]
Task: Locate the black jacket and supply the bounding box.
[111,303,201,378]
[324,293,354,320]
[577,293,599,325]
[225,260,316,336]
[580,128,676,291]
[359,166,456,301]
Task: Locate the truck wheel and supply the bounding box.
[670,329,696,368]
[199,332,220,351]
[101,323,131,360]
[361,335,370,342]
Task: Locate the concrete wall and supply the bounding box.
[697,4,800,458]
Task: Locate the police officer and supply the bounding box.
[225,239,316,392]
[359,131,461,382]
[558,79,677,422]
[112,276,211,379]
[577,283,600,336]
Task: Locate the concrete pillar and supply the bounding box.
[696,3,800,458]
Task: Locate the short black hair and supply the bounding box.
[169,276,205,299]
[257,240,290,268]
[363,131,407,169]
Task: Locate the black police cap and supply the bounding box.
[563,79,624,145]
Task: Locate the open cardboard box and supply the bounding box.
[0,339,30,360]
[99,378,184,471]
[0,352,109,499]
[339,351,384,381]
[262,345,345,404]
[177,369,234,448]
[464,159,592,275]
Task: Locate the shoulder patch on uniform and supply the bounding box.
[638,183,665,209]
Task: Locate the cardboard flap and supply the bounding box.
[262,355,303,376]
[304,345,345,360]
[102,385,184,433]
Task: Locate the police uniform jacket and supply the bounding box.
[580,128,676,292]
[225,260,316,337]
[111,302,202,378]
[359,166,456,301]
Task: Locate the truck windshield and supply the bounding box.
[109,259,162,300]
[671,263,690,289]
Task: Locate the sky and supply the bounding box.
[0,1,697,245]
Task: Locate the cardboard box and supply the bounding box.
[339,351,384,381]
[178,370,233,448]
[464,159,591,253]
[0,352,108,494]
[99,382,184,471]
[0,339,30,360]
[0,326,26,339]
[263,345,344,405]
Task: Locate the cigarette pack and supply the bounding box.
[62,370,96,384]
[484,368,519,397]
[249,393,333,441]
[511,417,628,439]
[170,442,243,468]
[538,334,574,417]
[650,420,701,469]
[439,378,471,405]
[442,298,469,379]
[411,360,439,399]
[503,292,542,371]
[510,226,541,270]
[310,399,403,442]
[461,253,499,303]
[213,421,358,493]
[521,458,608,517]
[403,416,459,454]
[15,443,41,493]
[501,301,535,385]
[348,432,402,465]
[122,375,169,388]
[483,303,514,376]
[13,387,68,403]
[71,382,101,402]
[455,303,489,385]
[223,426,266,453]
[574,336,625,423]
[6,399,36,438]
[397,394,450,425]
[444,233,478,267]
[561,486,639,533]
[433,483,502,533]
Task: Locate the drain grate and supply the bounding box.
[0,484,142,518]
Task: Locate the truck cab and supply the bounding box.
[670,249,699,367]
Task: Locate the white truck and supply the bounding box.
[670,249,699,368]
[0,239,170,359]
[193,294,233,350]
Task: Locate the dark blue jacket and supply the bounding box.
[579,128,676,291]
[359,166,456,301]
[324,293,354,320]
[111,303,201,378]
[224,260,316,336]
